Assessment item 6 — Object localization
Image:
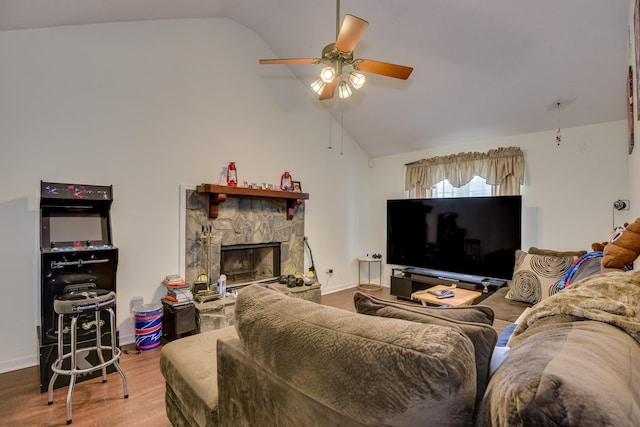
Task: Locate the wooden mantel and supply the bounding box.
[196,183,310,220]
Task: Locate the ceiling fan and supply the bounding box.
[259,1,413,100]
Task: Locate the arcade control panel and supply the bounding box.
[43,243,115,253]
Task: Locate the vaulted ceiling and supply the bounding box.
[0,0,630,157]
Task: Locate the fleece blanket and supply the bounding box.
[512,269,640,345]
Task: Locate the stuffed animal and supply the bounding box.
[602,218,640,269]
[593,223,630,252]
[591,242,608,252]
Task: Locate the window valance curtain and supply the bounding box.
[405,146,524,197]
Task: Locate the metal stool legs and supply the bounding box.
[47,307,128,424]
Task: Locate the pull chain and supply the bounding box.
[341,110,344,157]
[328,110,332,149]
[555,102,562,145]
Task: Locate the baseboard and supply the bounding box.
[321,281,390,295]
[321,281,356,294]
[1,333,137,375]
[0,354,38,374]
[119,333,135,346]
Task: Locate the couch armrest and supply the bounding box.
[217,335,365,427]
[477,320,640,426]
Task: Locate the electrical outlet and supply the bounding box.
[130,296,144,313]
[325,268,334,274]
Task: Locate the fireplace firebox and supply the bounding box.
[221,243,280,288]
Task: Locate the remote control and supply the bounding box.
[427,289,455,299]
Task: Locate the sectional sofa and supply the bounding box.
[160,265,640,426]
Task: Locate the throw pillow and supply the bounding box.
[353,291,495,325]
[236,285,478,425]
[528,247,587,258]
[353,291,497,407]
[506,249,574,304]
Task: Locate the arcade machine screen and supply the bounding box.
[48,212,104,247]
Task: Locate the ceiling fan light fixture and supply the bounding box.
[338,80,352,99]
[310,79,326,95]
[348,71,366,90]
[320,66,336,83]
[258,4,413,100]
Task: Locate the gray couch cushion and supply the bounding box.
[217,335,368,427]
[476,319,640,426]
[353,291,495,324]
[353,291,497,408]
[481,287,532,325]
[234,284,478,426]
[160,326,238,427]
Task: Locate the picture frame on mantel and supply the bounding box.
[292,181,302,192]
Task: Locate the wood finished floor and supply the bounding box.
[0,286,393,426]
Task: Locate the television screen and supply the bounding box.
[387,196,521,280]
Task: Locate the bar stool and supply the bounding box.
[47,289,128,425]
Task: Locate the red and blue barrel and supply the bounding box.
[134,304,163,351]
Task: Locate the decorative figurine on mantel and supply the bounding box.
[227,162,238,187]
[281,171,293,191]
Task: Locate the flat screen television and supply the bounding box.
[387,195,522,280]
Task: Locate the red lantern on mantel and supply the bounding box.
[280,171,293,191]
[227,162,238,187]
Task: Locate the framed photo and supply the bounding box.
[292,181,302,192]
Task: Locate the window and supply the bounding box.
[405,147,524,198]
[431,176,492,198]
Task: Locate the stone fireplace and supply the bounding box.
[184,189,305,288]
[182,186,319,332]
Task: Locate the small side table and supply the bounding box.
[357,257,383,291]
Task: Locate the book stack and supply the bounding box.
[163,274,186,287]
[162,275,193,306]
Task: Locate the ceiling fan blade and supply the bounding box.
[354,59,414,80]
[335,14,369,53]
[259,58,320,65]
[319,79,338,100]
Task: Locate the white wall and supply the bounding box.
[369,120,630,282]
[0,18,373,372]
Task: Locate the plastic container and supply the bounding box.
[219,274,227,298]
[133,304,163,351]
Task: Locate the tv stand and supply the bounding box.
[390,267,507,302]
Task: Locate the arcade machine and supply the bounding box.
[38,181,119,392]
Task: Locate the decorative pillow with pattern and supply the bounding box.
[505,249,574,304]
